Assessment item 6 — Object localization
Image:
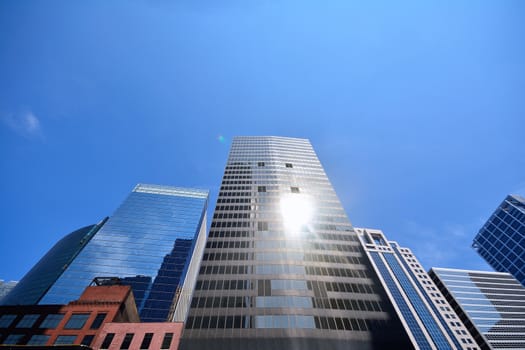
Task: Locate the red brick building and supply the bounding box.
[92,322,183,350]
[0,284,139,348]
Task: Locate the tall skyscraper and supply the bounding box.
[181,136,412,350]
[36,184,208,323]
[356,228,478,350]
[429,268,525,350]
[473,195,525,285]
[1,222,106,306]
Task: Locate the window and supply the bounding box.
[161,333,173,349]
[140,333,153,349]
[258,162,265,166]
[120,333,134,349]
[27,334,50,345]
[101,333,115,349]
[3,334,24,345]
[285,163,293,168]
[258,186,266,193]
[54,335,77,345]
[257,222,268,231]
[39,314,64,329]
[0,314,17,328]
[290,187,299,193]
[16,314,40,328]
[81,335,95,346]
[90,313,107,329]
[64,313,90,329]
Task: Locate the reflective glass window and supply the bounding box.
[39,314,64,329]
[54,335,77,345]
[64,314,90,329]
[27,334,50,345]
[0,315,17,328]
[3,334,24,345]
[16,314,40,328]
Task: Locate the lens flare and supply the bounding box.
[280,194,313,234]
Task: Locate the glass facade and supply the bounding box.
[358,228,478,349]
[181,136,412,350]
[473,195,525,286]
[430,268,525,350]
[39,184,208,323]
[1,223,105,305]
[0,281,17,304]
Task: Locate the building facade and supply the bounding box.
[93,321,183,350]
[0,283,139,348]
[0,281,17,304]
[181,136,412,350]
[429,268,525,350]
[1,222,106,306]
[38,184,208,323]
[356,228,478,350]
[473,195,525,285]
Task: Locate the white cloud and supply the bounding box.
[1,111,43,139]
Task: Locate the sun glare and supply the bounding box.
[280,194,313,234]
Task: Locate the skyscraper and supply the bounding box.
[0,281,17,304]
[181,136,412,350]
[356,228,478,350]
[36,184,208,323]
[429,268,525,350]
[1,221,106,306]
[473,195,525,285]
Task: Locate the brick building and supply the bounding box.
[0,282,139,348]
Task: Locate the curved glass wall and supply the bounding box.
[1,222,104,305]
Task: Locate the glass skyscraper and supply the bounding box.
[181,136,412,350]
[38,184,208,323]
[0,281,17,304]
[1,221,106,306]
[473,195,525,286]
[429,268,525,350]
[356,228,478,350]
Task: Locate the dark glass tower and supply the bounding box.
[473,195,525,286]
[181,136,411,350]
[1,221,106,305]
[38,184,208,323]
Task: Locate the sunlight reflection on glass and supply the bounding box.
[280,194,313,235]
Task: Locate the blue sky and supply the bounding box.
[1,1,524,282]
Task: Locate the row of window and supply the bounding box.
[325,281,377,294]
[305,266,370,279]
[216,197,252,204]
[0,313,106,330]
[215,205,251,211]
[100,332,173,350]
[221,175,253,180]
[220,186,252,191]
[193,279,378,296]
[311,297,384,312]
[207,229,359,242]
[221,180,253,185]
[201,251,365,265]
[213,212,251,219]
[200,263,372,278]
[1,333,95,346]
[211,221,251,228]
[218,191,252,197]
[185,314,380,331]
